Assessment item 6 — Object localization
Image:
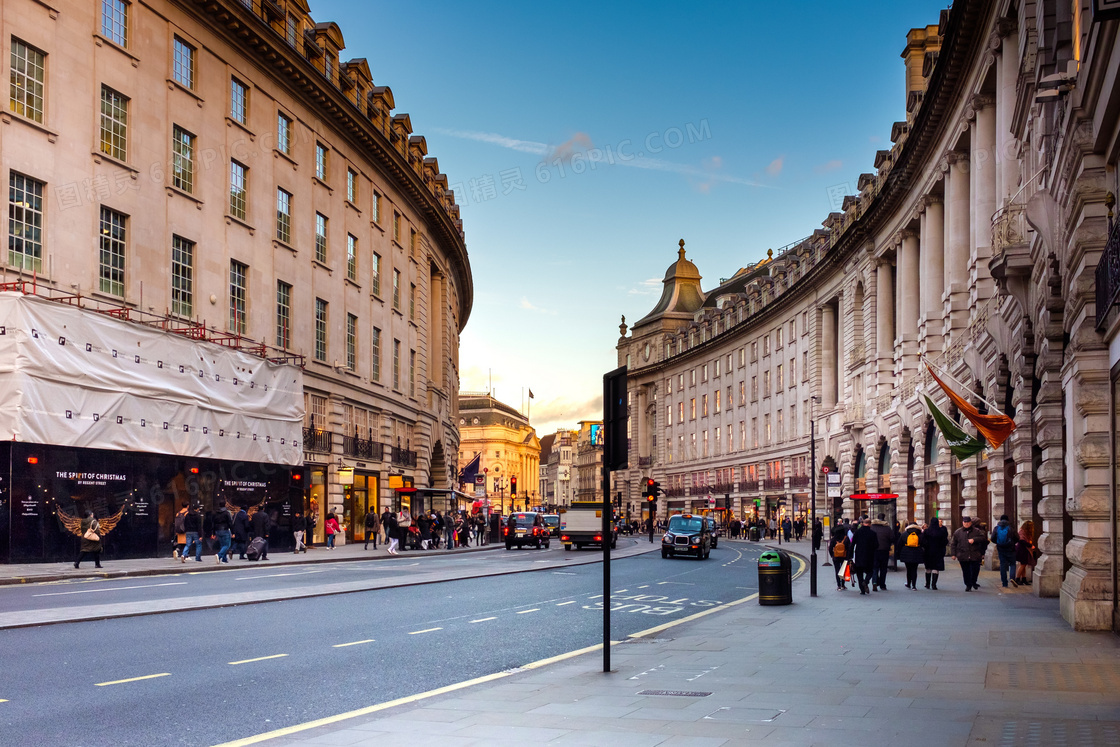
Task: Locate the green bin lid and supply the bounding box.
[759,551,781,566]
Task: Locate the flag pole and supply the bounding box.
[921,356,1005,416]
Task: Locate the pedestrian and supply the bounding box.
[211,500,233,564]
[781,516,792,542]
[381,508,393,546]
[324,511,340,549]
[416,510,432,550]
[923,517,948,589]
[292,511,307,553]
[397,509,412,551]
[990,514,1018,587]
[950,515,988,591]
[897,520,924,589]
[173,501,188,559]
[768,517,777,539]
[448,511,460,549]
[870,513,894,591]
[364,507,380,550]
[231,504,250,560]
[489,511,501,544]
[305,510,317,549]
[249,507,271,560]
[812,518,823,553]
[74,509,103,569]
[851,517,879,595]
[828,525,852,590]
[384,510,400,554]
[1014,520,1037,586]
[181,503,203,562]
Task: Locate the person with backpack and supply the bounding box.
[828,526,852,590]
[363,507,380,550]
[897,521,924,589]
[990,514,1017,587]
[923,517,949,589]
[210,500,233,564]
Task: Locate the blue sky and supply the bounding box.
[311,1,948,435]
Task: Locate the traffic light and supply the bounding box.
[653,481,662,498]
[642,477,655,498]
[510,475,517,496]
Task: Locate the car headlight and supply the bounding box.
[690,535,700,543]
[662,534,672,542]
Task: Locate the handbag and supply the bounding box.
[83,524,100,542]
[1031,545,1042,560]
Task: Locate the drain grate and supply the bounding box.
[637,690,711,697]
[986,662,1120,692]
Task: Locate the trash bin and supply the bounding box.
[749,526,761,542]
[758,549,792,605]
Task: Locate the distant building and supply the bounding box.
[539,429,576,509]
[457,393,540,513]
[573,421,603,503]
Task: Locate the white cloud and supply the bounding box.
[627,278,662,295]
[519,296,556,315]
[815,159,843,173]
[766,156,784,177]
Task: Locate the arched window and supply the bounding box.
[854,448,866,493]
[878,440,891,491]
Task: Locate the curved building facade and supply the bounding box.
[1,0,472,553]
[618,1,1120,630]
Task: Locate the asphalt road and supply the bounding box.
[0,543,766,747]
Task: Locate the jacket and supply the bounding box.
[990,519,1015,551]
[231,510,250,541]
[851,525,879,568]
[896,524,924,564]
[211,508,233,532]
[870,519,894,554]
[183,509,202,534]
[951,524,988,562]
[249,510,270,539]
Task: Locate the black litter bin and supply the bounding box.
[749,526,761,542]
[758,549,792,605]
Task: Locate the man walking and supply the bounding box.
[231,504,250,560]
[211,500,233,564]
[248,507,271,561]
[990,514,1018,587]
[951,516,988,591]
[181,504,203,562]
[292,511,307,553]
[364,507,380,550]
[870,513,894,591]
[851,517,879,595]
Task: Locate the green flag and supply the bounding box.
[922,394,986,461]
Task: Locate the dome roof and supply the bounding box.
[633,240,705,328]
[663,240,700,281]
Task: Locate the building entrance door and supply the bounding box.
[343,474,378,543]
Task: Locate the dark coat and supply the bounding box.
[851,525,879,569]
[923,521,949,570]
[231,509,250,542]
[183,509,202,534]
[249,510,270,539]
[870,520,894,556]
[211,508,233,532]
[79,516,102,553]
[951,524,988,562]
[416,514,432,540]
[896,524,925,564]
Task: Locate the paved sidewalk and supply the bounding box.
[227,538,1120,747]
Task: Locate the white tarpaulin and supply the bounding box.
[0,292,304,465]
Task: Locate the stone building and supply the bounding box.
[1,0,472,557]
[617,1,1120,631]
[539,428,576,510]
[573,421,604,503]
[456,394,540,514]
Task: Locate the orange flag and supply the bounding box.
[925,364,1016,451]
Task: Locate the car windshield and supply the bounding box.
[669,517,703,533]
[543,516,559,527]
[510,514,537,527]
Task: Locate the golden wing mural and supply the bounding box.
[56,508,83,537]
[56,503,130,538]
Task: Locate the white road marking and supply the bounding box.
[229,654,288,665]
[332,639,375,648]
[95,673,170,686]
[556,601,576,606]
[588,594,602,599]
[638,585,650,589]
[408,627,443,635]
[517,608,540,614]
[34,582,187,597]
[469,617,497,624]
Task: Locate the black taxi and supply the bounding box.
[661,513,712,560]
[504,512,551,550]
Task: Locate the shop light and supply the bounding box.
[27,457,38,464]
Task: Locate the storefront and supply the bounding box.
[341,469,379,544]
[0,441,304,563]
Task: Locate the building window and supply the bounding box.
[276,280,291,349]
[701,364,708,382]
[690,398,696,420]
[739,381,745,406]
[315,213,328,264]
[314,298,327,362]
[346,314,357,371]
[393,211,401,243]
[98,207,126,296]
[372,192,381,223]
[172,37,195,89]
[101,0,128,47]
[751,342,758,362]
[776,326,783,348]
[371,326,381,382]
[803,351,809,381]
[10,40,45,123]
[8,172,44,272]
[410,228,417,254]
[765,414,771,445]
[677,402,683,423]
[347,169,357,203]
[678,373,684,390]
[100,86,128,162]
[229,161,247,220]
[715,359,721,377]
[276,188,292,244]
[702,394,708,417]
[277,113,292,155]
[372,252,381,296]
[715,389,721,413]
[171,126,194,193]
[739,421,745,451]
[789,358,796,388]
[776,410,784,442]
[690,369,696,386]
[392,269,401,310]
[776,364,783,391]
[347,234,357,281]
[666,377,672,394]
[229,260,248,334]
[285,13,298,46]
[315,142,327,181]
[409,283,416,320]
[751,376,758,401]
[763,334,770,356]
[171,235,193,317]
[392,339,400,389]
[409,349,416,396]
[230,77,248,124]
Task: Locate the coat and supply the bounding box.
[828,530,851,562]
[79,516,102,553]
[851,525,879,569]
[1015,526,1037,566]
[923,521,949,570]
[249,510,270,539]
[870,519,894,556]
[231,510,250,542]
[896,524,924,564]
[950,525,988,562]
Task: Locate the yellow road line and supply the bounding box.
[469,617,496,623]
[407,627,442,635]
[332,639,375,648]
[516,608,539,614]
[229,654,288,665]
[212,642,607,747]
[95,673,170,687]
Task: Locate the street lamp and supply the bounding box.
[809,395,821,598]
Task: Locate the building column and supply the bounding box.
[944,151,971,345]
[970,95,997,305]
[995,21,1021,206]
[822,304,838,409]
[898,228,920,379]
[919,195,945,352]
[876,260,895,394]
[1034,348,1066,599]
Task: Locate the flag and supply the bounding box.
[528,389,534,399]
[926,364,1016,450]
[922,394,987,461]
[457,452,481,483]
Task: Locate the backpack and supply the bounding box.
[995,525,1012,547]
[173,511,186,534]
[833,540,846,558]
[906,531,920,548]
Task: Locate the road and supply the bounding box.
[0,542,767,747]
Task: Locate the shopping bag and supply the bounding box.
[842,561,851,582]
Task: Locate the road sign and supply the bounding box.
[821,466,830,473]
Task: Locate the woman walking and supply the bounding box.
[324,512,340,550]
[1015,520,1037,586]
[923,517,949,589]
[384,511,400,554]
[897,521,924,589]
[74,510,103,569]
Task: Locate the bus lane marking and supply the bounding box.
[34,582,187,597]
[332,640,376,648]
[516,609,539,614]
[230,654,288,665]
[96,673,171,686]
[469,617,496,624]
[556,601,576,606]
[408,627,443,635]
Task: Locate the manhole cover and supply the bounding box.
[637,690,711,697]
[986,662,1120,692]
[704,707,785,723]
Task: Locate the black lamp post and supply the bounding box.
[809,395,821,598]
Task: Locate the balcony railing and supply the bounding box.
[1095,213,1120,330]
[638,456,652,467]
[303,427,333,453]
[790,475,811,488]
[343,435,384,460]
[391,447,417,467]
[711,482,734,494]
[763,478,784,490]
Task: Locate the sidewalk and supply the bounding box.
[230,537,1120,747]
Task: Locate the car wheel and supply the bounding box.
[535,539,541,549]
[545,540,550,549]
[564,544,571,552]
[661,549,669,558]
[505,542,512,550]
